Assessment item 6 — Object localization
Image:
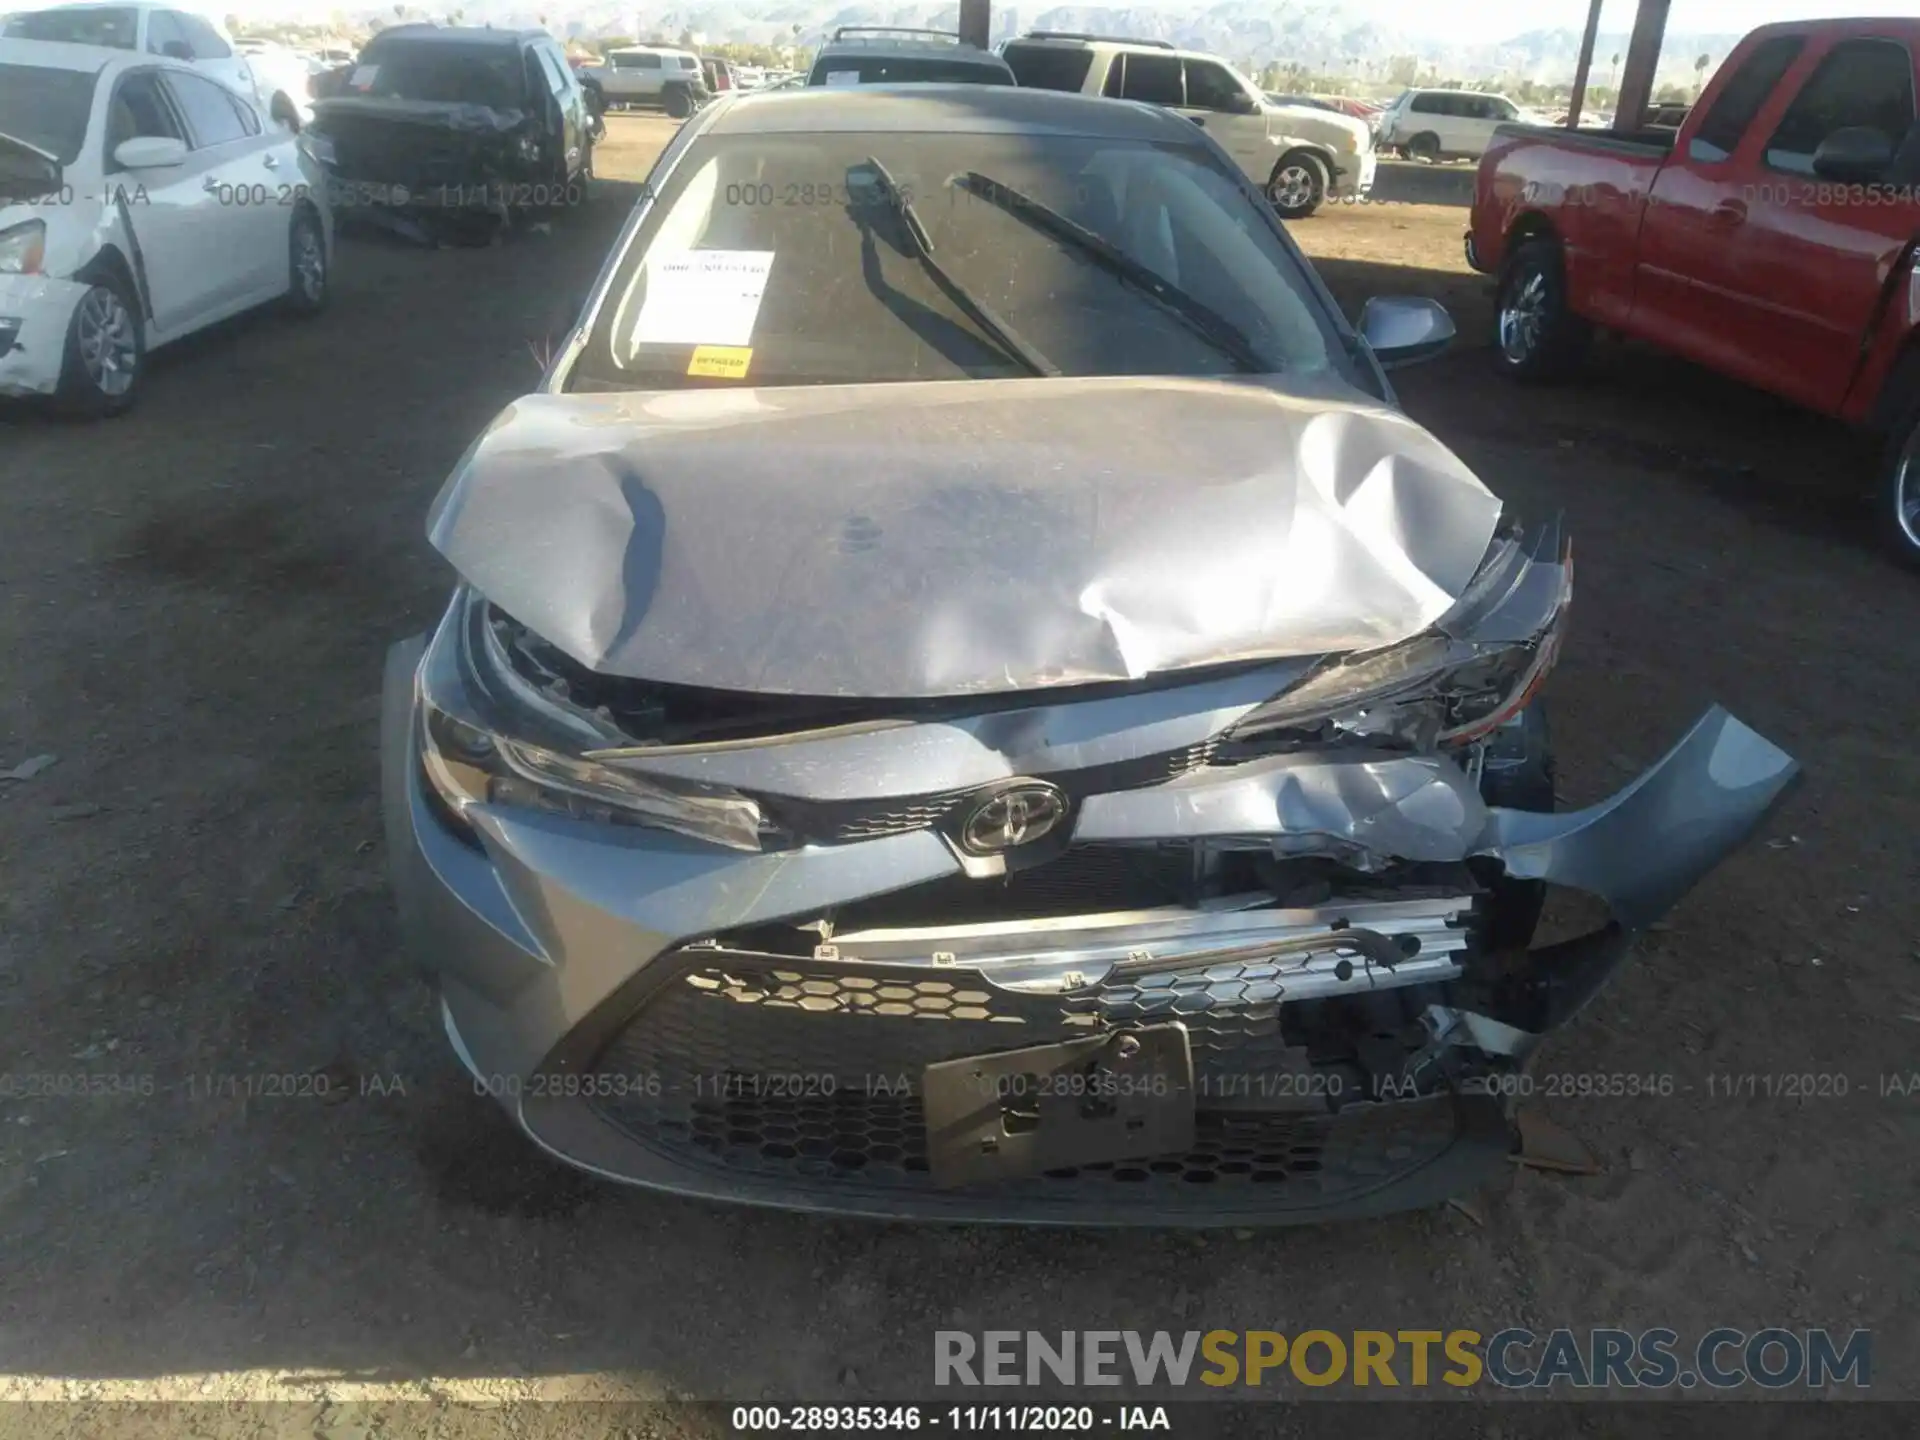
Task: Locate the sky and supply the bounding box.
[1396,0,1913,44]
[199,0,1915,41]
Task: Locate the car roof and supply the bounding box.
[0,35,158,73]
[817,29,993,54]
[1003,31,1255,68]
[702,83,1198,141]
[363,24,538,49]
[608,43,696,55]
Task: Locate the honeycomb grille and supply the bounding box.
[586,953,1463,1207]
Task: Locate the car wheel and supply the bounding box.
[1406,132,1441,163]
[1266,151,1327,220]
[286,209,328,314]
[1494,237,1590,382]
[1880,392,1920,569]
[55,277,143,419]
[664,85,692,119]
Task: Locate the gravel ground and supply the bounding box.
[1,117,1915,1415]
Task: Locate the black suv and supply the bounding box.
[310,25,603,231]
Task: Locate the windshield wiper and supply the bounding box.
[951,170,1270,374]
[854,155,1059,379]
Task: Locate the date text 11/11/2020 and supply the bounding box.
[731,1405,1172,1432]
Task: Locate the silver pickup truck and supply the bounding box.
[576,44,709,117]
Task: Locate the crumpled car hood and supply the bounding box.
[427,375,1504,698]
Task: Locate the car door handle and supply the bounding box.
[1188,115,1205,127]
[262,153,279,170]
[204,175,222,192]
[1710,199,1747,227]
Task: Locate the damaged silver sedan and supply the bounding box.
[382,86,1798,1224]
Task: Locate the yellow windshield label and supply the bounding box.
[687,345,753,379]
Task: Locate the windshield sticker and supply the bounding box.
[348,64,378,89]
[824,70,862,86]
[631,249,775,348]
[687,345,752,379]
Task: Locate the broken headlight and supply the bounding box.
[415,591,769,851]
[1231,524,1571,750]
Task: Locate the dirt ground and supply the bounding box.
[2,115,1917,1416]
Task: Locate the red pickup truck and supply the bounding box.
[1467,19,1920,564]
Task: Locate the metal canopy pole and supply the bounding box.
[958,0,990,50]
[1613,0,1673,132]
[1565,0,1604,127]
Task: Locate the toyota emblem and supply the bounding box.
[958,781,1068,855]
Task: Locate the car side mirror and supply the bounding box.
[1359,295,1455,369]
[582,82,606,116]
[1229,91,1259,115]
[161,39,192,60]
[113,135,189,170]
[1812,126,1896,183]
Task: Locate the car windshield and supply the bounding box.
[1,5,137,47]
[0,63,97,165]
[571,127,1357,392]
[809,57,1012,86]
[352,43,525,108]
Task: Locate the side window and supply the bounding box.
[1765,39,1917,176]
[162,70,248,147]
[1101,55,1124,98]
[145,9,191,56]
[1411,92,1440,115]
[1183,59,1244,113]
[105,71,184,158]
[537,47,570,96]
[1491,98,1518,121]
[1690,35,1806,162]
[177,13,231,59]
[638,54,662,70]
[1117,52,1183,107]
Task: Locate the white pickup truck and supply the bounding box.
[575,44,708,117]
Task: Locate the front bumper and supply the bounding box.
[1331,147,1377,199]
[0,273,86,399]
[382,637,1797,1225]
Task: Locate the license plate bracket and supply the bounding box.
[921,1024,1195,1188]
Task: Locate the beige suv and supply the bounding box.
[999,31,1375,218]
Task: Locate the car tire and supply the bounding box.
[1267,151,1328,220]
[285,208,329,315]
[1494,237,1590,382]
[1406,131,1441,163]
[664,85,692,119]
[1879,385,1920,569]
[55,276,144,419]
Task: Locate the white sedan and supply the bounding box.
[0,38,333,415]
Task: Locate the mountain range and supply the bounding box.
[287,0,1744,85]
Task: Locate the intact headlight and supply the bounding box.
[1231,524,1571,750]
[416,591,769,851]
